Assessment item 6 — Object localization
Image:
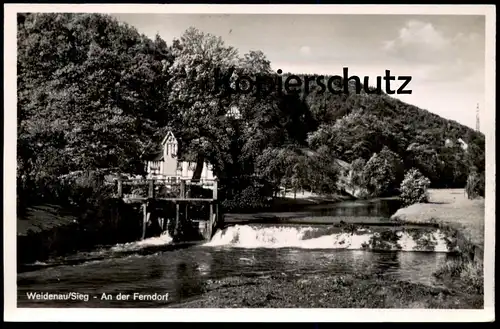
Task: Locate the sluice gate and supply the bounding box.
[115,177,221,242]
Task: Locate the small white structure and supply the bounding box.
[143,131,215,180]
[457,138,468,151]
[444,138,468,151]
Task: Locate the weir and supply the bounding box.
[206,224,457,252]
[116,177,221,242]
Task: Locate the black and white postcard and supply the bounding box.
[4,3,495,322]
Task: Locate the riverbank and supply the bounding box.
[17,192,484,309]
[391,189,485,261]
[17,204,78,236]
[17,201,142,265]
[17,205,81,265]
[16,193,353,264]
[172,272,483,308]
[390,188,485,303]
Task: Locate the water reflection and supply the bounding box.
[309,199,401,218]
[18,245,451,307]
[313,200,399,217]
[147,258,164,280]
[19,198,449,308]
[397,251,451,286]
[374,252,401,273]
[196,251,213,277]
[174,262,203,300]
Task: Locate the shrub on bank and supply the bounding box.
[433,258,483,295]
[363,147,404,197]
[400,168,431,206]
[465,171,485,199]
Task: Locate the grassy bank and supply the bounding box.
[17,205,79,236]
[171,272,483,308]
[391,189,484,250]
[17,201,143,265]
[390,188,485,300]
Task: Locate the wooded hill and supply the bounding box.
[17,13,485,211]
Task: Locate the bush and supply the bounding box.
[465,171,485,199]
[59,170,115,207]
[363,146,404,197]
[400,168,431,206]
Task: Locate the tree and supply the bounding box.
[307,109,394,163]
[465,171,485,199]
[346,157,369,198]
[18,13,487,212]
[350,158,367,188]
[17,13,173,205]
[167,27,240,180]
[255,146,304,193]
[405,143,440,183]
[363,146,404,197]
[18,13,173,169]
[400,169,431,206]
[302,148,339,195]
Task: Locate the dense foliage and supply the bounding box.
[400,169,431,206]
[465,171,485,199]
[363,146,404,197]
[17,13,173,207]
[17,13,486,212]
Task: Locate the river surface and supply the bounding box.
[17,198,455,308]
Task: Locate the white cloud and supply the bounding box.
[385,20,449,53]
[382,20,484,84]
[383,20,483,63]
[383,20,450,63]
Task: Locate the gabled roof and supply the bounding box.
[161,130,177,145]
[142,130,200,162]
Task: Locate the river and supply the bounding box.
[17,198,456,308]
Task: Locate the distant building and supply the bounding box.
[227,105,242,119]
[142,131,215,180]
[457,138,468,151]
[444,138,468,151]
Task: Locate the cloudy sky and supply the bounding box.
[112,14,486,131]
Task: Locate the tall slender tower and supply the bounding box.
[476,103,480,132]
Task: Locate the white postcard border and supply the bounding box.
[4,4,495,322]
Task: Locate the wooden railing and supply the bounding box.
[116,177,218,201]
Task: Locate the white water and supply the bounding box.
[204,225,451,252]
[86,224,451,255]
[47,224,451,263]
[110,231,173,252]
